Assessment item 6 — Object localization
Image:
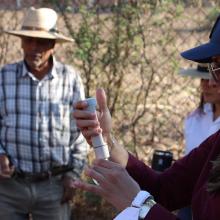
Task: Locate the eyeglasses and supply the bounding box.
[208,63,220,83]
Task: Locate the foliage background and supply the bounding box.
[0,0,220,219]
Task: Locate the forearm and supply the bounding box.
[106,134,129,168]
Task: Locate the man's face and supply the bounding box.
[21,36,55,71]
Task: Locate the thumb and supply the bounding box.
[96,88,108,112]
[0,155,10,171]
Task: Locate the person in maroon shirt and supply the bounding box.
[72,15,220,220]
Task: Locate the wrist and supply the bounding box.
[114,191,156,220]
[131,191,156,220]
[106,133,129,167]
[138,197,156,219]
[131,190,151,208]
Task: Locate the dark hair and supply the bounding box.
[198,93,216,115]
[198,94,205,114]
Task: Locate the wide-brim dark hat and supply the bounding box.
[181,16,220,63]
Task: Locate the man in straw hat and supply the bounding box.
[0,7,87,220]
[70,13,220,220]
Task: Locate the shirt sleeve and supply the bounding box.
[67,67,87,179]
[67,132,88,180]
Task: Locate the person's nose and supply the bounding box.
[28,39,38,51]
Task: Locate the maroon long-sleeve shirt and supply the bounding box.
[126,130,220,220]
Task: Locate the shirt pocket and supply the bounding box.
[49,102,71,132]
[37,100,72,147]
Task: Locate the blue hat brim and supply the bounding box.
[181,42,220,63]
[179,68,210,79]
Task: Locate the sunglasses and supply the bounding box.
[208,63,220,83]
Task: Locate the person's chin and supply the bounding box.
[27,61,42,69]
[203,97,214,103]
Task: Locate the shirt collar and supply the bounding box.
[21,56,59,79]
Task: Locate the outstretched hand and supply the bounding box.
[73,159,140,211]
[0,154,15,179]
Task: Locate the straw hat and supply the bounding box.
[5,7,73,43]
[179,63,210,79]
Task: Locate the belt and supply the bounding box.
[12,166,74,182]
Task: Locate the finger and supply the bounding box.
[92,163,125,186]
[84,167,108,187]
[96,88,108,112]
[76,118,100,129]
[0,160,11,173]
[92,160,127,184]
[0,166,15,178]
[93,159,121,169]
[73,110,96,120]
[79,127,102,146]
[0,167,14,178]
[73,100,88,110]
[73,180,104,196]
[81,127,102,137]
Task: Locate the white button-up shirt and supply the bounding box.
[0,58,87,177]
[184,103,220,155]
